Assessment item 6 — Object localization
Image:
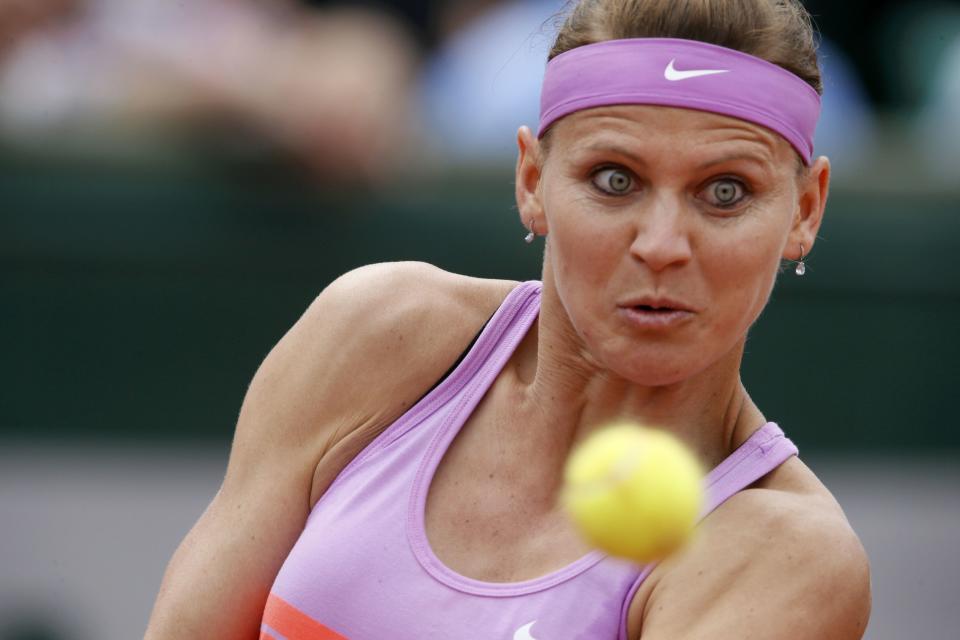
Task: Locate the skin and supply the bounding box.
[146,104,870,638]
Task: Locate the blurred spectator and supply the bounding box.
[418,0,558,163]
[887,2,960,181]
[0,0,79,61]
[0,0,419,183]
[301,0,440,50]
[803,0,917,107]
[812,39,876,177]
[0,0,949,181]
[915,33,960,178]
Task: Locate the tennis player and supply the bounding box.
[146,1,871,638]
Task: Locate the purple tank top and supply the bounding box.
[260,281,799,640]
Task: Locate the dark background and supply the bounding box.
[3,158,959,452]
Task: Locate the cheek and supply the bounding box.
[545,194,622,286]
[703,216,788,325]
[542,192,630,344]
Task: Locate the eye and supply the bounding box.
[702,178,747,208]
[591,167,634,195]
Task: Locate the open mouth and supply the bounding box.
[619,303,694,328]
[632,304,677,312]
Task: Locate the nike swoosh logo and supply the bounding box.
[664,59,729,81]
[513,621,539,640]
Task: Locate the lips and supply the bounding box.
[617,296,696,329]
[617,296,694,313]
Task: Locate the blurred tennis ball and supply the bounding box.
[562,422,704,564]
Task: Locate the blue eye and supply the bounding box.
[592,168,634,195]
[704,178,746,207]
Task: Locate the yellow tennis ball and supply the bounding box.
[562,422,705,564]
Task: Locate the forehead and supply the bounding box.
[548,104,794,166]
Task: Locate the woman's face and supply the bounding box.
[520,105,827,386]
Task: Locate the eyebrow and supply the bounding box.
[696,152,774,171]
[582,142,649,166]
[578,138,779,176]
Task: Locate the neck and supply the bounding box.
[504,283,764,474]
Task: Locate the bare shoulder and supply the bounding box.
[634,458,871,640]
[279,262,519,503]
[306,261,519,432]
[229,261,518,503]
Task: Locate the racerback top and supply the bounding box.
[260,280,799,640]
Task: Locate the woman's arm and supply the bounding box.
[144,261,513,639]
[634,486,871,639]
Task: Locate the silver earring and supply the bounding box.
[795,244,806,276]
[524,219,536,244]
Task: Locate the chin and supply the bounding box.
[607,351,703,388]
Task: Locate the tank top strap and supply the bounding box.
[437,279,542,402]
[329,280,542,481]
[617,422,798,639]
[701,421,798,516]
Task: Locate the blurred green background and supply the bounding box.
[3,151,958,450]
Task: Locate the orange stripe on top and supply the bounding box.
[262,593,349,640]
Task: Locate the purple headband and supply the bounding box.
[538,38,821,164]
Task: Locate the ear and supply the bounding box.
[515,126,547,235]
[786,155,830,260]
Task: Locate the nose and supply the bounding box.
[628,193,693,272]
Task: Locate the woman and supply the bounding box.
[146,1,871,638]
